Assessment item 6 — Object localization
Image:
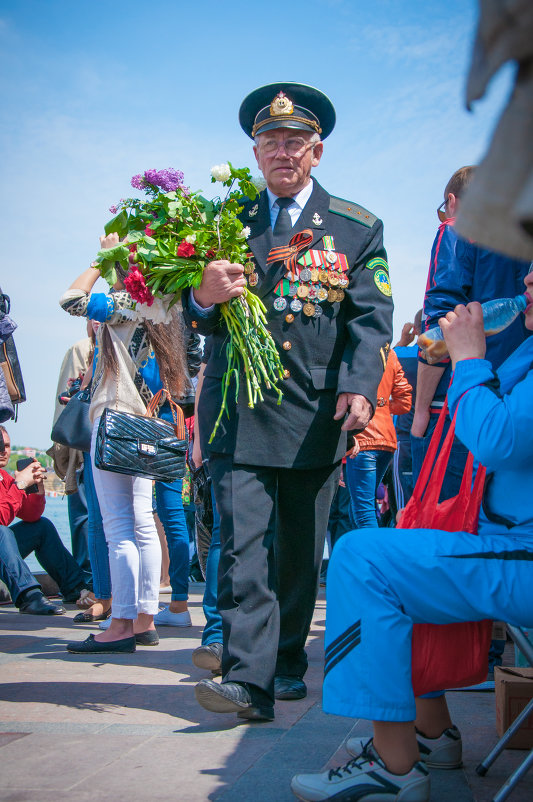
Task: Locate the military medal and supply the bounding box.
[307,286,318,300]
[303,302,315,317]
[300,267,312,282]
[274,296,288,311]
[313,304,323,318]
[297,285,309,298]
[327,288,338,303]
[248,272,259,287]
[285,313,295,323]
[319,269,329,283]
[290,298,303,313]
[316,287,328,302]
[328,272,339,286]
[310,268,319,282]
[288,284,297,296]
[335,289,345,302]
[326,251,337,265]
[338,276,349,288]
[244,260,255,275]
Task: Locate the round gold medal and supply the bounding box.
[328,272,340,286]
[303,302,315,317]
[319,269,329,283]
[335,289,345,302]
[244,261,255,275]
[297,284,309,298]
[327,288,338,303]
[310,268,319,282]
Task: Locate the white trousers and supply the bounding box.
[91,420,161,619]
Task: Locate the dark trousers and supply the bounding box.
[209,455,340,704]
[5,517,85,600]
[0,525,41,605]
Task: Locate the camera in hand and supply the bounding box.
[58,377,83,405]
[16,457,40,494]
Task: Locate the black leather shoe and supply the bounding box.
[19,593,66,616]
[135,629,159,646]
[67,634,136,654]
[274,675,307,700]
[192,642,223,674]
[195,679,274,721]
[73,608,112,624]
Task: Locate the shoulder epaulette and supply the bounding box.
[329,196,377,228]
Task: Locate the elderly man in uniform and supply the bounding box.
[183,82,393,722]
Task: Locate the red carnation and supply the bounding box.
[124,268,154,307]
[177,241,196,258]
[129,244,137,253]
[144,225,154,236]
[205,249,216,259]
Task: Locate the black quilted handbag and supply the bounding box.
[94,389,188,482]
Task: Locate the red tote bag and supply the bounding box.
[397,399,492,696]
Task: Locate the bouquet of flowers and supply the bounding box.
[94,164,284,441]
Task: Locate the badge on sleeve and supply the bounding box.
[374,269,392,296]
[366,257,389,272]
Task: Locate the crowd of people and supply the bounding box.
[1,80,533,802]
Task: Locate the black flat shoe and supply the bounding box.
[274,675,307,700]
[192,642,223,674]
[194,679,274,721]
[19,593,66,616]
[73,608,112,624]
[135,629,159,646]
[66,634,136,654]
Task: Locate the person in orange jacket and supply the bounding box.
[345,349,412,528]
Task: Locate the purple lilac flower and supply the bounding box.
[143,168,186,193]
[109,204,119,214]
[131,174,146,190]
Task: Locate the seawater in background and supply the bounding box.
[24,495,72,573]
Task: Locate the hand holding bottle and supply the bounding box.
[439,303,486,369]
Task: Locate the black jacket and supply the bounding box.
[183,179,393,468]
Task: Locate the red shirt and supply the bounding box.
[0,468,45,527]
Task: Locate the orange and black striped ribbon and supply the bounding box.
[266,229,314,273]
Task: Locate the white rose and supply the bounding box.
[211,163,231,182]
[240,226,251,239]
[185,234,196,244]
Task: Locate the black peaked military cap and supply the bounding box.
[239,82,336,140]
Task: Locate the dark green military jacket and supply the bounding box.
[183,178,393,468]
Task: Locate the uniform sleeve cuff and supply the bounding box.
[190,291,216,316]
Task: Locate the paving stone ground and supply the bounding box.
[0,586,531,801]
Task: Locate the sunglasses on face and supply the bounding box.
[437,198,448,223]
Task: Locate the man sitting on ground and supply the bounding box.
[0,426,88,614]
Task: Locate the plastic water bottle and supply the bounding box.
[417,294,528,363]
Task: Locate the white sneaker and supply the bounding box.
[291,739,430,801]
[415,726,463,769]
[98,617,112,630]
[346,726,462,770]
[154,607,192,627]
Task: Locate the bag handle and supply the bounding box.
[145,388,187,441]
[410,399,454,507]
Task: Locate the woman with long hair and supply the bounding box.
[61,232,190,653]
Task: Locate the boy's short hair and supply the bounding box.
[445,166,476,199]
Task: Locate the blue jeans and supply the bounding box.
[410,412,468,503]
[345,449,393,529]
[201,482,222,645]
[0,517,85,602]
[67,468,92,589]
[84,455,111,600]
[155,479,189,601]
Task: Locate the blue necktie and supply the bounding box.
[273,197,294,243]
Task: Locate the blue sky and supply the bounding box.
[0,0,514,447]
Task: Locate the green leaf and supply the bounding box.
[98,259,117,286]
[95,243,130,263]
[104,210,128,237]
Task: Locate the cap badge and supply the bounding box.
[270,91,294,117]
[312,212,323,226]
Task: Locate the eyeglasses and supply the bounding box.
[437,198,448,223]
[258,136,312,157]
